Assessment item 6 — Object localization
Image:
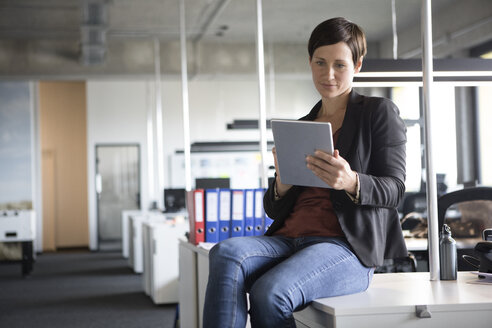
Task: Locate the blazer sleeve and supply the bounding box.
[263,173,302,221]
[358,98,407,208]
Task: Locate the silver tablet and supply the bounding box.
[271,119,334,188]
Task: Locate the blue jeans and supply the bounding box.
[203,235,374,328]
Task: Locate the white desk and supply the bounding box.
[179,241,492,328]
[294,272,492,328]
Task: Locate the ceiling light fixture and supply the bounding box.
[355,58,492,83]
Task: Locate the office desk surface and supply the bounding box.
[404,237,481,251]
[294,272,492,328]
[311,272,491,315]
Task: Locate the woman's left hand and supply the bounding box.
[306,149,357,194]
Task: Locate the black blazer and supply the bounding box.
[264,90,408,267]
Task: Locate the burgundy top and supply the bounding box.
[274,129,344,238]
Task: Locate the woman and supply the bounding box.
[203,17,407,328]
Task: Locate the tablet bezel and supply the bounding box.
[271,119,334,188]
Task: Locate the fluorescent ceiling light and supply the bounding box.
[357,71,492,78]
[357,72,422,77]
[359,58,492,80]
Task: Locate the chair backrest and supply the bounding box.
[401,192,427,216]
[437,186,492,236]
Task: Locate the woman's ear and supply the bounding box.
[354,56,363,73]
[308,56,312,64]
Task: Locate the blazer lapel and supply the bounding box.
[336,90,363,159]
[300,91,363,159]
[300,100,322,121]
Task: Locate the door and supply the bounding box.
[96,145,140,250]
[40,81,89,250]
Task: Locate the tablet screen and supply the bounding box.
[271,119,334,188]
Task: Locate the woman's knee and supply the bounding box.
[249,275,293,314]
[208,237,251,269]
[249,277,296,327]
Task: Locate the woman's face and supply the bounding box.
[310,42,362,100]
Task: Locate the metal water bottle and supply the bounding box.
[439,224,457,280]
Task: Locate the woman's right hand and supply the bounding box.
[272,147,292,197]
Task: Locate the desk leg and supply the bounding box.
[21,241,33,277]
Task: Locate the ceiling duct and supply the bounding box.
[80,0,109,65]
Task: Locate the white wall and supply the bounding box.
[84,77,318,248]
[86,80,151,250]
[162,77,317,145]
[162,76,319,182]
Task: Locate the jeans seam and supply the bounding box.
[282,252,356,315]
[230,252,287,328]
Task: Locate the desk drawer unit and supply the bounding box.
[0,211,35,242]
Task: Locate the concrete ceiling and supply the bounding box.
[0,0,460,42]
[0,0,491,78]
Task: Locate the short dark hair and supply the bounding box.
[308,17,367,65]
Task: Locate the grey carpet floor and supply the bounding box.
[0,250,176,328]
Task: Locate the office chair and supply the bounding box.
[437,186,492,271]
[375,253,417,273]
[401,192,428,217]
[399,192,428,234]
[437,187,492,232]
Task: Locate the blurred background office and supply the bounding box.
[1,0,490,253]
[0,0,492,327]
[0,0,491,326]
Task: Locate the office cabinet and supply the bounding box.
[121,210,143,258]
[129,214,146,273]
[0,210,36,276]
[179,240,199,328]
[142,220,188,304]
[0,210,36,242]
[178,240,251,328]
[178,240,211,328]
[128,212,171,273]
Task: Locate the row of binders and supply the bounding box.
[186,188,273,245]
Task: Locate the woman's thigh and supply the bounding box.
[208,235,295,288]
[249,238,373,312]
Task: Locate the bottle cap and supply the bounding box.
[442,223,452,235]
